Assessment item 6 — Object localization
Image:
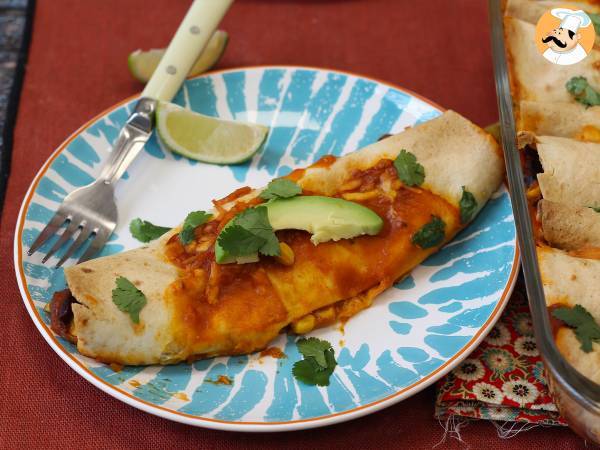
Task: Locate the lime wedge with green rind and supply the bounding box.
[156,102,269,164]
[128,30,228,83]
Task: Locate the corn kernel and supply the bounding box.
[315,306,335,323]
[291,314,315,334]
[341,190,379,201]
[275,242,295,266]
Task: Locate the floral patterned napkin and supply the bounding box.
[435,281,567,426]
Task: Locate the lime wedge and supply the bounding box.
[156,102,269,164]
[128,30,229,83]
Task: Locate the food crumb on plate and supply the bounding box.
[173,392,190,401]
[260,347,286,359]
[110,363,123,372]
[206,375,233,386]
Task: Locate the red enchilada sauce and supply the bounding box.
[163,157,461,353]
[287,154,337,182]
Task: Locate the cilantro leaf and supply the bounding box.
[292,340,337,387]
[129,218,170,243]
[292,353,336,386]
[218,225,265,255]
[590,206,600,213]
[179,211,212,245]
[235,206,273,234]
[566,77,600,107]
[296,337,332,368]
[179,227,196,246]
[234,206,280,256]
[552,305,600,353]
[260,179,302,200]
[589,12,600,35]
[184,211,212,229]
[393,149,425,187]
[112,276,147,324]
[459,187,478,224]
[217,206,280,257]
[260,232,281,256]
[412,216,446,249]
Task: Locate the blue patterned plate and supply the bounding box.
[14,66,518,431]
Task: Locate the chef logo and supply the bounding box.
[535,7,594,66]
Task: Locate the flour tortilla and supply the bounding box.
[538,247,600,383]
[68,245,181,365]
[295,110,503,212]
[539,200,600,250]
[534,136,600,208]
[64,110,504,365]
[519,101,600,140]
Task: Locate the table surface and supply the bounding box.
[0,1,589,448]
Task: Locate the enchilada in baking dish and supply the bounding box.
[518,133,600,383]
[504,0,600,383]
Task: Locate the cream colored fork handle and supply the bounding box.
[142,0,233,102]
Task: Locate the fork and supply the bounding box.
[27,0,233,268]
[27,99,154,267]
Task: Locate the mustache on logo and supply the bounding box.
[542,35,567,48]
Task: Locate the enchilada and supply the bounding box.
[51,110,504,366]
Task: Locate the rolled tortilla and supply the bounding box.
[504,17,600,104]
[539,200,600,251]
[539,247,600,383]
[61,110,504,365]
[296,110,502,211]
[534,136,600,208]
[67,246,180,365]
[519,101,600,141]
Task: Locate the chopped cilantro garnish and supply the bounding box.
[217,206,280,257]
[459,187,478,224]
[112,276,147,324]
[260,179,302,200]
[292,338,337,386]
[412,216,446,249]
[218,225,265,255]
[129,218,170,243]
[552,305,600,353]
[590,206,600,213]
[179,211,212,245]
[393,149,425,187]
[296,337,332,368]
[566,76,600,107]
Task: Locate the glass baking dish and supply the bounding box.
[487,0,600,443]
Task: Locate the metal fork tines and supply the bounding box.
[27,98,156,268]
[27,181,117,267]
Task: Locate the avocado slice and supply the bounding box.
[215,196,383,264]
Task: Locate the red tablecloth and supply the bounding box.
[0,1,587,448]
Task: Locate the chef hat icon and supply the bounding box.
[551,8,592,33]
